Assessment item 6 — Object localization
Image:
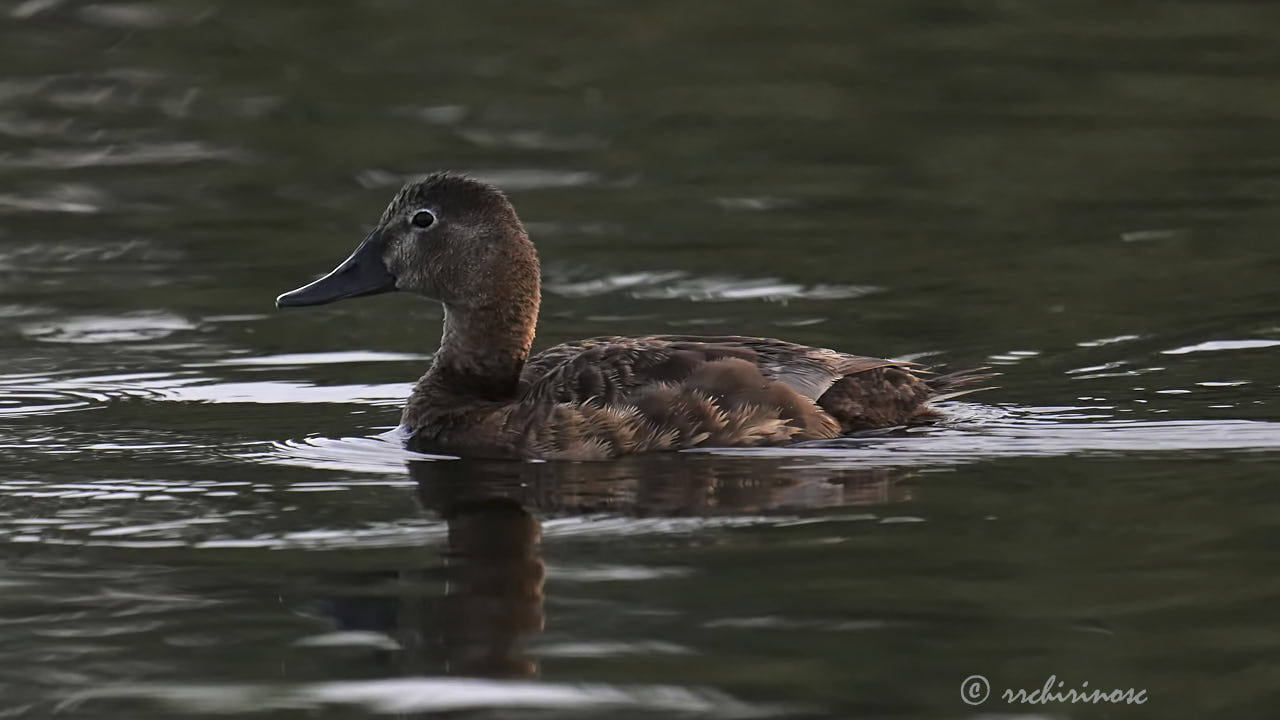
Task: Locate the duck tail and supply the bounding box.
[923,366,999,402]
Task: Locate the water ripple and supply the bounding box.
[64,677,791,717]
[259,432,446,474]
[0,141,238,169]
[0,361,413,420]
[148,380,411,405]
[545,270,878,302]
[21,312,195,344]
[0,239,178,273]
[1162,339,1280,355]
[0,184,106,214]
[356,168,601,192]
[0,389,98,417]
[458,128,607,151]
[707,405,1280,468]
[76,2,212,29]
[197,351,428,368]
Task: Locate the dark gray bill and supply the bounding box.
[275,230,395,308]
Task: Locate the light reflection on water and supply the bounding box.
[67,677,791,717]
[4,327,1274,717]
[4,0,1280,717]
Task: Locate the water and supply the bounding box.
[3,1,1280,716]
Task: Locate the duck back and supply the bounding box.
[405,335,988,460]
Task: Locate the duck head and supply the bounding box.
[276,173,539,310]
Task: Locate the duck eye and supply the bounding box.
[410,209,436,229]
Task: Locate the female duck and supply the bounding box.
[277,173,984,460]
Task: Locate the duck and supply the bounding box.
[276,172,988,460]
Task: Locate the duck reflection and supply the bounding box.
[436,493,543,677]
[314,456,908,678]
[414,455,910,517]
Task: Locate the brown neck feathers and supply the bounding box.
[428,297,537,399]
[425,236,541,400]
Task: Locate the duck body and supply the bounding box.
[406,335,971,460]
[277,173,986,460]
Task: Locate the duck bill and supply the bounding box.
[275,230,396,308]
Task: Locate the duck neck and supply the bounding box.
[425,297,539,400]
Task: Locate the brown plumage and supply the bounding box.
[277,172,991,460]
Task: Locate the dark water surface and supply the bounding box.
[3,1,1280,717]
